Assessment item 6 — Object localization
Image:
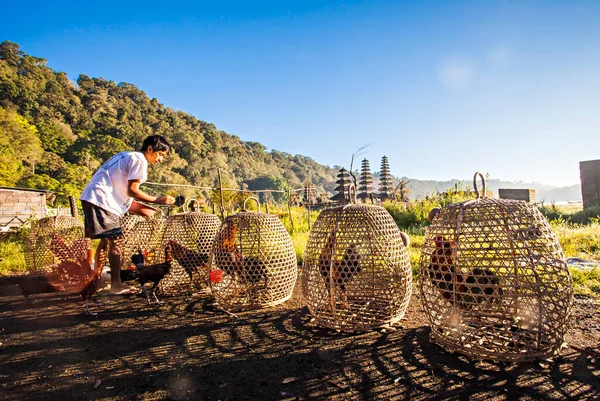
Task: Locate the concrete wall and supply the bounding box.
[580,159,600,209]
[0,188,47,230]
[498,188,536,203]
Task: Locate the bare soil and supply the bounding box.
[0,281,598,401]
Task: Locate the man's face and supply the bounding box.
[146,148,169,165]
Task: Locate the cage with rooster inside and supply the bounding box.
[23,200,93,292]
[120,212,166,282]
[209,197,297,310]
[301,191,412,331]
[156,199,222,295]
[419,172,573,362]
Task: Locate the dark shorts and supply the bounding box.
[81,200,123,239]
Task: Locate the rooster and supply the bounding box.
[427,236,461,302]
[167,240,209,285]
[319,231,362,307]
[460,268,503,306]
[217,222,268,298]
[137,245,173,304]
[427,236,502,308]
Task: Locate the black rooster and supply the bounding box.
[137,245,173,304]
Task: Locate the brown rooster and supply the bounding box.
[217,222,268,297]
[168,240,209,284]
[427,236,502,308]
[137,245,173,304]
[319,231,362,307]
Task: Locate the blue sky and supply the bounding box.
[3,0,600,186]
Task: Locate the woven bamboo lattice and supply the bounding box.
[301,203,412,331]
[23,214,92,292]
[24,214,86,272]
[120,213,165,273]
[209,198,297,310]
[419,173,573,362]
[157,201,222,295]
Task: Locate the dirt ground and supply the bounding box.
[0,279,598,401]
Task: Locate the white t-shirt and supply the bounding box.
[80,151,148,216]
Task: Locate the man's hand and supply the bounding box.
[155,195,176,205]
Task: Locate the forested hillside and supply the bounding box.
[0,41,580,205]
[0,41,339,204]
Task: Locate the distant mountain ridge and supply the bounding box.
[378,175,582,203]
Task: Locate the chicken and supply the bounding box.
[427,236,461,302]
[0,274,61,303]
[168,240,209,284]
[217,222,268,298]
[319,231,362,307]
[80,249,105,316]
[460,268,503,306]
[427,236,502,308]
[137,245,173,304]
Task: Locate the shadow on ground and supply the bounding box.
[0,284,598,400]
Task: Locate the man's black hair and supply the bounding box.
[141,135,172,153]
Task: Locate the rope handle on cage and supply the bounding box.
[473,172,487,199]
[242,196,261,212]
[184,198,199,213]
[346,184,358,205]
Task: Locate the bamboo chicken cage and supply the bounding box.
[24,213,86,273]
[419,173,573,362]
[209,198,297,310]
[120,213,165,273]
[301,191,412,331]
[157,200,221,295]
[23,207,92,292]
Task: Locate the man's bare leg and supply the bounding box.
[108,236,130,294]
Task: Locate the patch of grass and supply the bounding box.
[570,267,600,298]
[0,230,29,275]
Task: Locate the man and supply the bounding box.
[80,135,175,294]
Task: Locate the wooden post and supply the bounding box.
[68,196,78,218]
[287,188,294,232]
[217,168,225,220]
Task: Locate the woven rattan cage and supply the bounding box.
[301,201,412,331]
[419,173,573,362]
[23,212,92,292]
[209,198,297,310]
[157,200,222,295]
[24,213,86,273]
[120,213,165,272]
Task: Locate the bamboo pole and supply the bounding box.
[217,168,225,220]
[287,188,294,232]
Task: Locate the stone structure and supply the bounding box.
[0,187,48,232]
[580,159,600,209]
[498,188,535,203]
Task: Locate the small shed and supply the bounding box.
[580,159,600,209]
[498,188,535,204]
[0,187,49,232]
